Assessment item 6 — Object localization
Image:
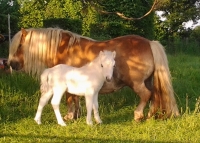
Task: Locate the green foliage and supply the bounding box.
[165,38,200,55]
[43,18,82,33]
[63,0,82,19]
[190,26,200,42]
[44,0,66,19]
[0,0,20,34]
[90,22,126,39]
[19,0,45,28]
[106,22,125,37]
[90,0,154,39]
[154,0,200,41]
[81,7,98,36]
[0,42,9,58]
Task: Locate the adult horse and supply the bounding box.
[8,28,179,121]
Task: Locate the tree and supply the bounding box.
[0,0,20,34]
[190,26,200,42]
[75,0,158,21]
[154,0,200,41]
[18,0,46,28]
[89,0,155,39]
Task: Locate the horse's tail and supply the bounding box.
[40,69,50,95]
[149,41,180,118]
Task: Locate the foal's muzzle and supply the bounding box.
[106,77,112,82]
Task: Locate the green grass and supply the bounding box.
[0,53,200,142]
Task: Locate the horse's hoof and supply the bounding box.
[134,111,144,122]
[63,113,74,121]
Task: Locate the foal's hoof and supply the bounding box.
[96,120,102,125]
[86,121,93,126]
[34,118,41,125]
[58,122,67,126]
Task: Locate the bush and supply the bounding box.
[43,18,82,34]
[0,41,9,58]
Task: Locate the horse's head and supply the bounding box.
[8,28,27,71]
[8,28,65,76]
[99,50,116,82]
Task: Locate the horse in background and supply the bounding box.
[34,51,116,126]
[8,28,180,122]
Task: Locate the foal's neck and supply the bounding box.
[83,55,101,70]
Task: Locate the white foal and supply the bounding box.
[34,50,116,126]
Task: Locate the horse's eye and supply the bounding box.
[101,64,103,67]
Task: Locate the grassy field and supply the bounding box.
[0,53,200,143]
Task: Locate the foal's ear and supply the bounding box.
[21,28,27,37]
[112,51,116,58]
[99,51,103,57]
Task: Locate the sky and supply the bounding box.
[183,20,200,29]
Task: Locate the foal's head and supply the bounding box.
[99,51,116,82]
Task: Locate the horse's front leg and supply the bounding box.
[64,93,81,120]
[93,93,102,124]
[85,95,93,125]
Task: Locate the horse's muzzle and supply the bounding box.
[9,60,22,70]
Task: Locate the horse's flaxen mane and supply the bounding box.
[63,30,96,46]
[8,28,95,77]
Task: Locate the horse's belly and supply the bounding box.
[99,80,125,94]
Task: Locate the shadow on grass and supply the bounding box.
[0,133,183,143]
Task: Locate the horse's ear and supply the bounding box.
[21,28,27,37]
[113,51,116,58]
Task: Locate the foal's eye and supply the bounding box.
[101,64,103,67]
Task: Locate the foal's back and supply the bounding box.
[48,64,104,96]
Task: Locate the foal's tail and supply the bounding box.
[40,69,50,95]
[149,41,180,118]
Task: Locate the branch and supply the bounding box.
[91,0,159,21]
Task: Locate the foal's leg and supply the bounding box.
[85,94,94,125]
[132,81,152,122]
[93,93,102,124]
[34,90,53,124]
[51,87,66,126]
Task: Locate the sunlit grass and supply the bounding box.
[0,53,200,142]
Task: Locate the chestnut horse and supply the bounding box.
[8,28,179,122]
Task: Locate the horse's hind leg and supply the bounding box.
[132,80,152,122]
[34,90,53,124]
[73,95,81,119]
